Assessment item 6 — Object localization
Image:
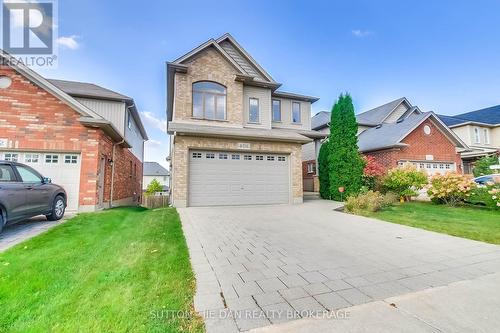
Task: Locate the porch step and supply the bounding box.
[303,192,320,200]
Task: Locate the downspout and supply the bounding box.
[110,103,135,208]
[110,139,125,208]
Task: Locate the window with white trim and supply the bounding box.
[64,155,78,164]
[231,154,240,160]
[192,152,202,159]
[307,163,316,174]
[474,127,480,143]
[4,153,19,162]
[24,153,39,163]
[192,81,226,120]
[272,99,281,122]
[219,153,228,160]
[483,128,490,144]
[244,155,252,160]
[206,153,215,159]
[45,154,59,164]
[292,102,301,123]
[249,98,259,123]
[267,156,275,161]
[256,155,264,161]
[278,156,286,162]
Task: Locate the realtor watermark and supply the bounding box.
[150,309,351,321]
[1,0,58,68]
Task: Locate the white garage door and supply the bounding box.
[189,150,290,207]
[1,151,81,211]
[399,161,456,176]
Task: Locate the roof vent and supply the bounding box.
[376,124,383,129]
[396,118,405,123]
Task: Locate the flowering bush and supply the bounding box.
[488,185,500,208]
[382,164,428,201]
[427,173,476,206]
[362,155,386,190]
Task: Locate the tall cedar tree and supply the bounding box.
[328,94,364,200]
[318,141,331,199]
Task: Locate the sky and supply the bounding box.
[35,0,500,168]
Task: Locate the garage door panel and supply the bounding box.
[188,150,290,206]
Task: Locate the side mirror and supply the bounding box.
[42,177,52,184]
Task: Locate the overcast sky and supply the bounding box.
[38,0,500,168]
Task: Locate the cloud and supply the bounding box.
[352,30,374,38]
[140,111,167,133]
[56,35,80,50]
[144,137,169,169]
[145,139,162,148]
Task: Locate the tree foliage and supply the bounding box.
[328,94,364,200]
[318,141,331,199]
[473,155,499,177]
[382,164,427,200]
[145,178,163,195]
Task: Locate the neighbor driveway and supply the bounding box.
[178,200,500,332]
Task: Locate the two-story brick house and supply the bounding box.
[303,98,468,191]
[166,33,321,207]
[0,51,148,211]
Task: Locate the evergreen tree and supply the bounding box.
[328,94,364,200]
[318,140,331,199]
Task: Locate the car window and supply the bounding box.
[16,166,42,183]
[0,164,17,182]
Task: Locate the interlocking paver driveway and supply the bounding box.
[178,200,500,332]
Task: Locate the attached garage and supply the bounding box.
[0,151,81,211]
[398,160,456,176]
[188,150,290,206]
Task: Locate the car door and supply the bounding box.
[14,165,52,215]
[0,163,27,222]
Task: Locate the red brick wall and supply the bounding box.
[366,119,463,173]
[0,65,142,209]
[302,160,316,179]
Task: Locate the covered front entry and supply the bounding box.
[188,150,290,206]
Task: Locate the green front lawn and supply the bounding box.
[360,202,500,244]
[0,207,204,333]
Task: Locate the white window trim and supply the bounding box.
[292,101,301,124]
[272,99,281,122]
[473,127,480,144]
[248,97,260,123]
[483,128,490,144]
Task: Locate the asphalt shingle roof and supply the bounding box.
[439,105,500,126]
[311,111,331,130]
[356,97,407,125]
[143,162,169,176]
[48,79,132,101]
[357,112,429,152]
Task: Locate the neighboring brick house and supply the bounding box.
[438,106,500,174]
[0,52,148,211]
[304,98,468,191]
[166,33,321,207]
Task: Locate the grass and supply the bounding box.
[0,207,204,333]
[360,202,500,245]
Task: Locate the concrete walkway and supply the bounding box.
[178,200,500,332]
[0,214,71,252]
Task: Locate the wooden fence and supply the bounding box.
[142,195,169,209]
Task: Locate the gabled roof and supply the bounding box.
[48,79,132,102]
[438,105,500,127]
[357,112,468,153]
[311,111,331,130]
[0,49,148,141]
[356,97,410,125]
[143,162,169,176]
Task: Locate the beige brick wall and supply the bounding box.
[173,47,244,126]
[171,135,303,207]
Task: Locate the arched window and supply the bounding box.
[192,81,226,120]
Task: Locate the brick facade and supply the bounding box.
[0,66,142,211]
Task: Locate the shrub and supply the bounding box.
[344,191,396,213]
[362,155,386,190]
[427,173,476,206]
[145,178,163,195]
[382,164,428,201]
[468,186,499,208]
[473,155,499,177]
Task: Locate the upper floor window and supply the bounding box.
[474,127,480,144]
[292,102,301,123]
[483,128,490,144]
[249,98,259,123]
[192,81,226,120]
[272,99,281,122]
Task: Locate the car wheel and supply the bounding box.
[46,195,66,221]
